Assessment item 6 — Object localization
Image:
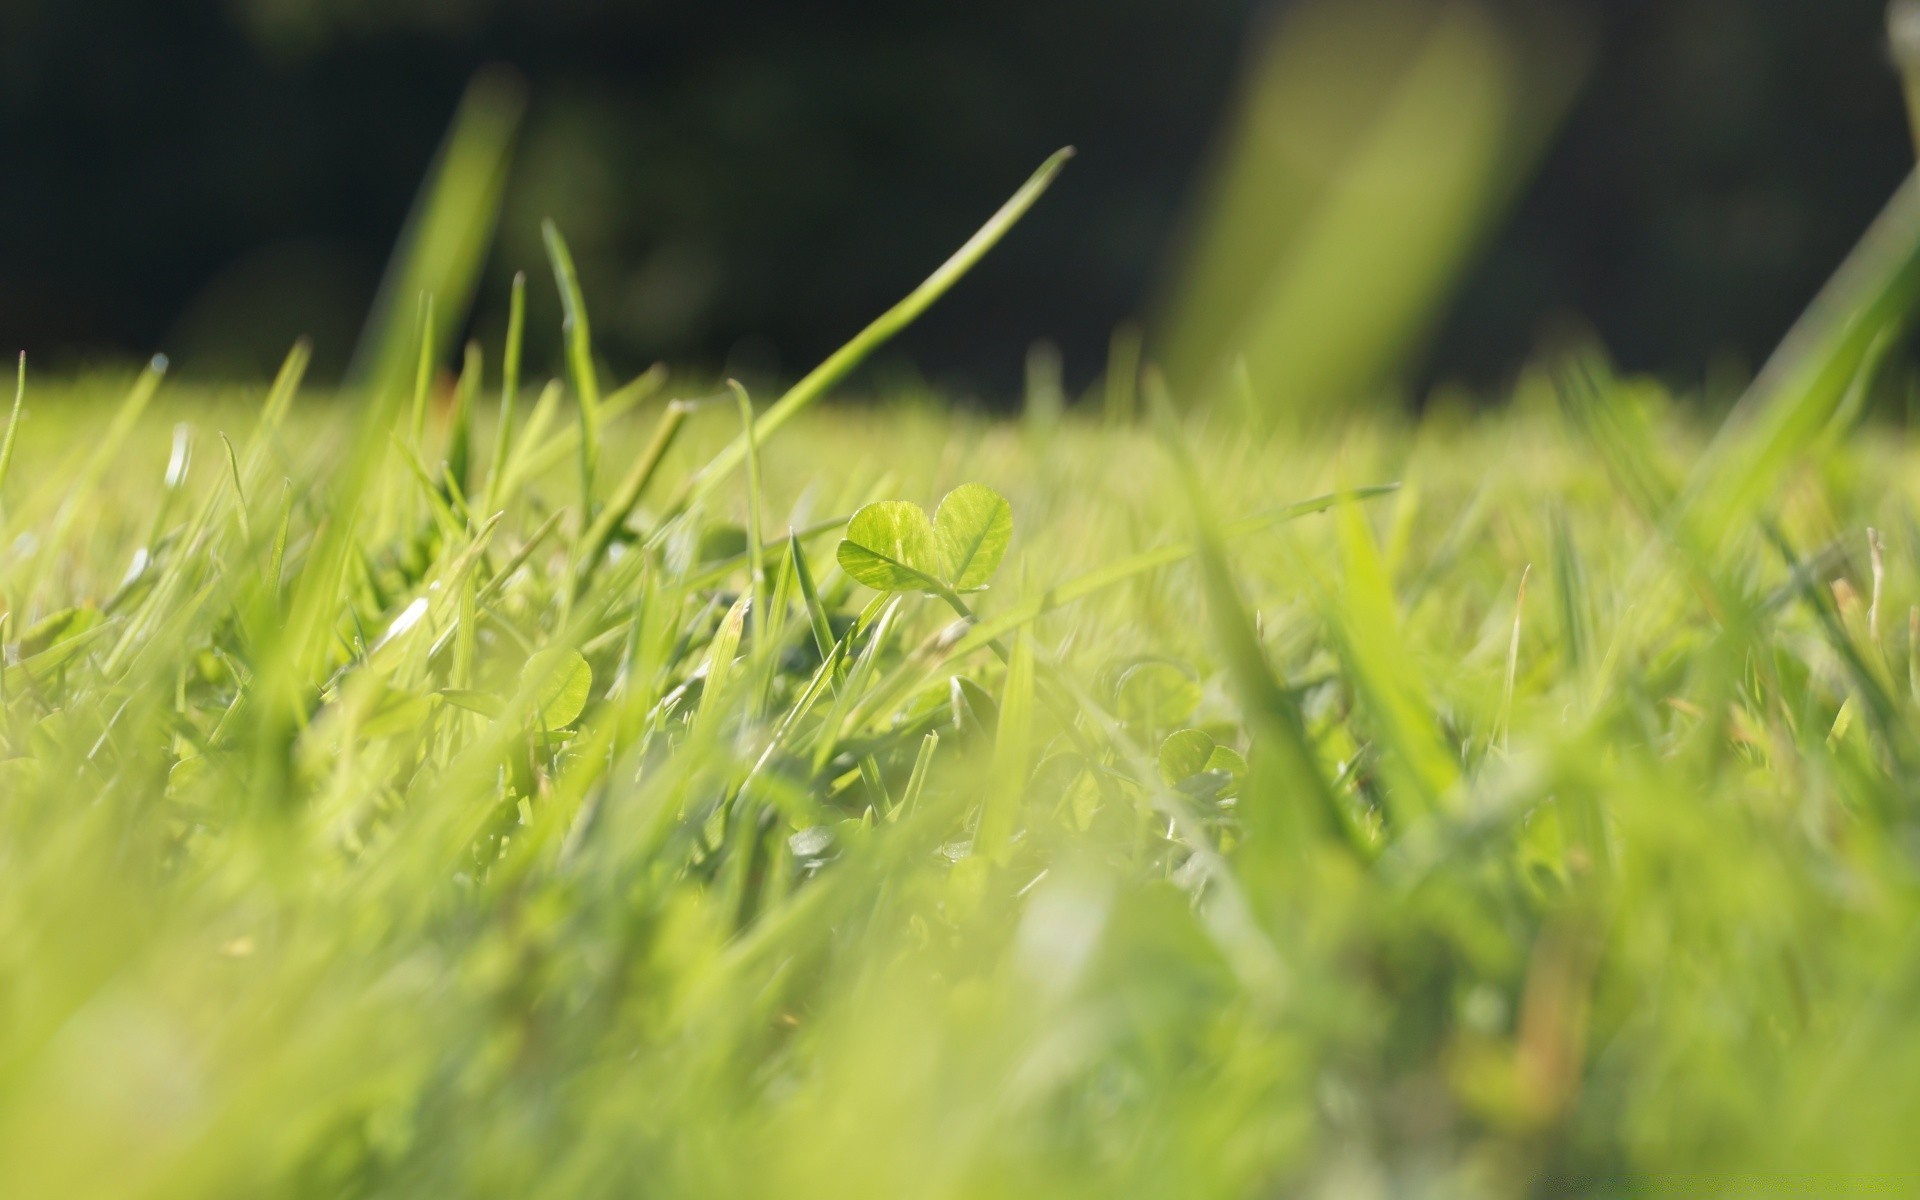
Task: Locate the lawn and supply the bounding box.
[7,109,1920,1195]
[3,341,1920,1195]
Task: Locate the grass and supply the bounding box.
[7,345,1920,1195]
[10,95,1920,1199]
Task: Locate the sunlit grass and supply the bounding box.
[6,345,1920,1194]
[9,31,1920,1192]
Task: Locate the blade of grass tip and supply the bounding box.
[730,381,766,651]
[791,532,836,661]
[1151,388,1364,861]
[448,340,481,496]
[892,730,940,822]
[1680,165,1920,537]
[485,271,527,513]
[603,362,669,416]
[692,593,750,743]
[349,68,524,400]
[0,352,23,514]
[543,220,601,514]
[573,400,692,591]
[670,147,1075,515]
[220,433,251,543]
[253,338,311,446]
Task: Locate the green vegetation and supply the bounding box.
[12,64,1920,1200]
[6,322,1920,1196]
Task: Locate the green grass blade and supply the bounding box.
[543,219,601,513]
[349,69,524,401]
[671,148,1074,514]
[485,271,527,513]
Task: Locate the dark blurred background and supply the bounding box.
[0,0,1910,399]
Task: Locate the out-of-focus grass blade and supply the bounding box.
[1160,0,1584,421]
[1320,495,1459,822]
[1155,401,1366,860]
[348,68,525,403]
[977,630,1035,862]
[1681,168,1920,538]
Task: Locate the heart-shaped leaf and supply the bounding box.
[525,647,592,730]
[934,482,1013,592]
[1158,728,1216,785]
[837,500,942,592]
[1205,745,1249,776]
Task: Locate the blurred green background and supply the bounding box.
[0,0,1909,399]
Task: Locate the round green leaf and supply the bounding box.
[933,482,1013,591]
[1158,728,1216,785]
[1205,744,1249,776]
[837,500,941,592]
[525,647,592,730]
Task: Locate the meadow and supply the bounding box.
[8,105,1920,1199]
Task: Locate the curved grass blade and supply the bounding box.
[671,148,1075,515]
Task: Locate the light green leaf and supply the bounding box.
[525,647,592,730]
[1158,728,1216,785]
[934,482,1013,591]
[1205,744,1249,776]
[837,500,942,592]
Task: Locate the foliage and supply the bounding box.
[7,82,1920,1198]
[4,310,1920,1194]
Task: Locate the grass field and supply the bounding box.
[10,95,1920,1193]
[6,345,1920,1196]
